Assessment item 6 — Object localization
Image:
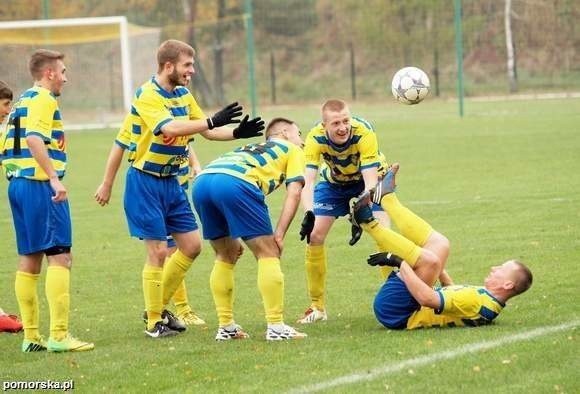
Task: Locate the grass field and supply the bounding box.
[0,98,579,393]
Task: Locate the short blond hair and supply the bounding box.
[321,99,347,114]
[265,117,295,139]
[29,49,64,80]
[157,40,195,72]
[321,99,349,122]
[511,260,533,296]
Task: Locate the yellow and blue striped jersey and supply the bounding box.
[200,138,304,196]
[406,285,505,329]
[1,86,66,180]
[117,112,192,188]
[304,116,388,184]
[129,78,205,177]
[115,114,132,153]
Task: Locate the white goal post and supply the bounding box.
[0,16,133,113]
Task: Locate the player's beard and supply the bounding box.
[168,69,188,87]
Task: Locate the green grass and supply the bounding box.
[1,98,579,393]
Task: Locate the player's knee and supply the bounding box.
[181,243,202,260]
[149,245,169,264]
[308,230,327,245]
[418,249,441,272]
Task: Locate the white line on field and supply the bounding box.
[287,320,579,394]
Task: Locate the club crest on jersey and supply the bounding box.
[57,134,66,151]
[163,135,177,145]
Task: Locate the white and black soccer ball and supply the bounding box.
[391,66,430,105]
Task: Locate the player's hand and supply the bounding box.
[367,252,403,268]
[94,183,112,206]
[299,210,315,243]
[274,233,284,255]
[349,222,363,246]
[233,115,265,139]
[207,102,243,129]
[50,177,67,202]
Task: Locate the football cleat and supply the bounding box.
[162,309,187,332]
[178,310,206,326]
[369,163,399,205]
[296,307,328,324]
[142,309,187,332]
[266,324,307,341]
[0,314,23,333]
[22,337,47,353]
[350,192,375,227]
[47,334,94,352]
[144,321,179,339]
[215,324,250,341]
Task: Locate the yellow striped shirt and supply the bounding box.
[129,78,204,177]
[304,116,388,184]
[201,138,304,195]
[406,285,505,329]
[1,86,66,180]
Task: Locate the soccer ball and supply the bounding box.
[391,66,430,105]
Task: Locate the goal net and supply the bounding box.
[0,16,160,128]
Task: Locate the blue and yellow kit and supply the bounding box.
[201,138,305,195]
[304,116,388,184]
[129,78,204,178]
[1,86,66,180]
[406,285,505,329]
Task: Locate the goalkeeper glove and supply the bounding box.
[233,115,265,139]
[349,222,363,246]
[367,252,403,268]
[299,211,315,243]
[207,102,243,129]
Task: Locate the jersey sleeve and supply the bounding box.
[358,131,380,170]
[24,95,56,142]
[285,144,305,185]
[303,133,321,170]
[114,115,132,149]
[188,95,206,121]
[133,89,173,136]
[435,287,481,317]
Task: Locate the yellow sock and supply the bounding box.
[305,245,326,310]
[257,258,284,325]
[15,271,40,341]
[172,280,191,316]
[361,220,422,266]
[142,264,163,330]
[210,260,235,327]
[45,266,70,341]
[162,249,194,305]
[380,194,433,246]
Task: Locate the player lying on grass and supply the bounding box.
[350,167,533,329]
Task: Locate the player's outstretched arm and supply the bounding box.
[162,102,243,137]
[299,167,317,243]
[95,143,125,206]
[201,114,265,141]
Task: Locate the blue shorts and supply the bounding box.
[8,178,72,255]
[313,180,383,217]
[373,272,420,329]
[124,167,198,241]
[192,173,272,240]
